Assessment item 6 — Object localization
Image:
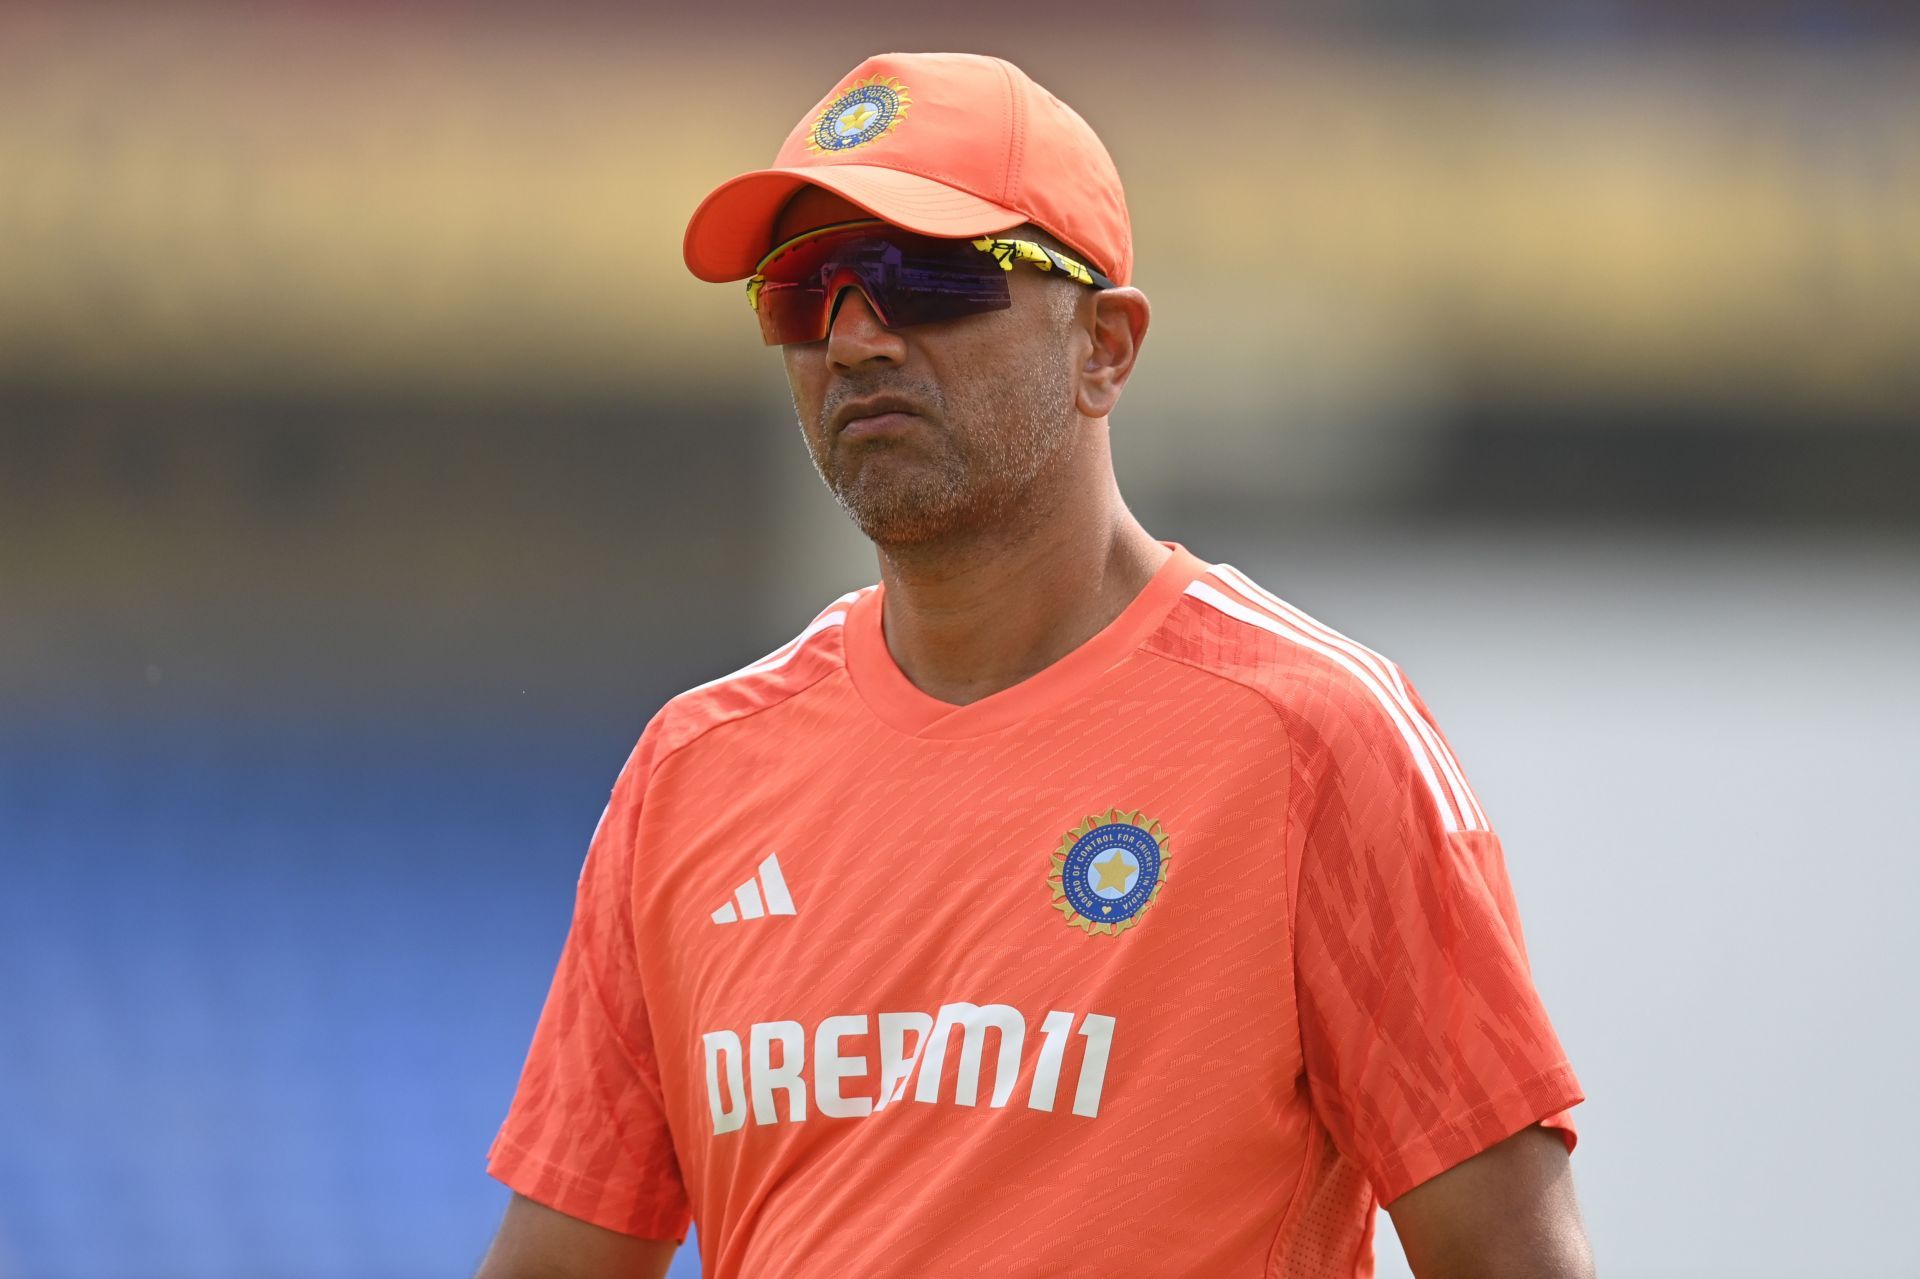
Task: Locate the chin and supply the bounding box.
[839,492,973,546]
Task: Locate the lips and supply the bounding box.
[830,396,925,436]
[839,411,922,442]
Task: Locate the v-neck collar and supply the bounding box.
[843,542,1206,740]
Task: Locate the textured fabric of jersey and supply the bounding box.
[488,545,1582,1278]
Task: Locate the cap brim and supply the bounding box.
[683,165,1026,282]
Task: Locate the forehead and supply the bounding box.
[765,187,1072,275]
[771,187,880,246]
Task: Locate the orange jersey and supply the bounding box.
[488,545,1581,1278]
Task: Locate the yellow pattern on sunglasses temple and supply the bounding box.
[971,236,1097,288]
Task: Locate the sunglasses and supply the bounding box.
[745,219,1115,346]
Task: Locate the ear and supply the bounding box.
[1074,287,1150,420]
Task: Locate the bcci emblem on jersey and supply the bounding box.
[1047,808,1171,936]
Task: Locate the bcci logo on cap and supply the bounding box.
[1047,808,1172,937]
[808,75,911,154]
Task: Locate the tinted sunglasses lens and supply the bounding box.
[867,246,1010,328]
[757,279,830,345]
[755,234,1011,344]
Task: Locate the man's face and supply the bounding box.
[772,190,1085,547]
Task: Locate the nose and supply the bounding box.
[824,285,906,371]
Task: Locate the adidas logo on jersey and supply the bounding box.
[710,853,797,924]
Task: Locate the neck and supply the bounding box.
[871,457,1169,707]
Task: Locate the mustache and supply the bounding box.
[820,377,946,434]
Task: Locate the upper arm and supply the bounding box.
[1386,1125,1594,1279]
[486,726,693,1241]
[1289,667,1584,1201]
[476,1193,679,1279]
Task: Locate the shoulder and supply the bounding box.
[1151,561,1489,834]
[626,584,876,781]
[1149,561,1405,722]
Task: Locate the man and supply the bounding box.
[478,52,1593,1279]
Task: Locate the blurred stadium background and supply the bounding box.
[2,2,1916,1276]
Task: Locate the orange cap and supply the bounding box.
[683,52,1132,286]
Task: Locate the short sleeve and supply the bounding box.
[1289,670,1582,1205]
[487,729,692,1240]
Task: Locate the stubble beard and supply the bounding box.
[800,354,1078,548]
